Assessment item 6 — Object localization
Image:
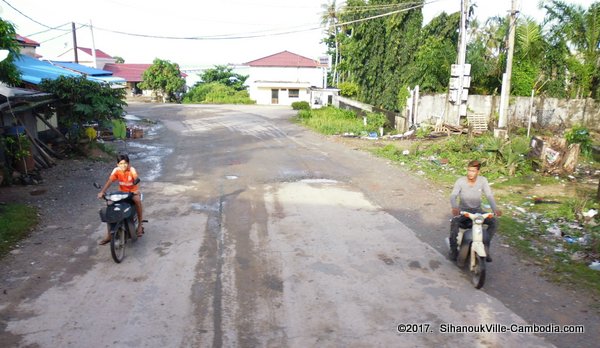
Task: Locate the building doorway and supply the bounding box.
[271,89,279,104]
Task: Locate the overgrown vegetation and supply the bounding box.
[322,1,600,110]
[0,17,21,86]
[291,101,310,110]
[294,106,389,135]
[294,105,600,294]
[183,65,254,104]
[0,203,37,256]
[139,58,186,102]
[38,76,127,147]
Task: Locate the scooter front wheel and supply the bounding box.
[110,225,126,263]
[471,255,486,289]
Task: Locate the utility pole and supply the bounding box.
[90,20,97,68]
[449,0,469,125]
[71,22,78,63]
[496,0,518,138]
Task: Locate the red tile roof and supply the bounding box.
[103,63,152,82]
[16,34,40,47]
[78,47,113,59]
[244,51,318,68]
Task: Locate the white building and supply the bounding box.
[244,51,325,106]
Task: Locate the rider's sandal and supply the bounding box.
[99,237,111,245]
[136,227,144,238]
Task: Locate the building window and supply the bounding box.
[289,89,299,98]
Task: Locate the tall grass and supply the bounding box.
[0,203,38,256]
[295,106,388,135]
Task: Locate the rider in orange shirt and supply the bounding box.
[97,154,144,245]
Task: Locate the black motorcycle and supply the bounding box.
[95,179,145,263]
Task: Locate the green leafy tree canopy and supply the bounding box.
[139,58,186,102]
[39,76,126,143]
[0,17,22,86]
[198,65,248,91]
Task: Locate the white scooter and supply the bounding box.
[448,211,493,289]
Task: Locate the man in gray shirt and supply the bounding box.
[449,160,502,261]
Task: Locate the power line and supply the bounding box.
[26,22,72,37]
[5,0,432,43]
[79,2,429,41]
[1,0,68,31]
[39,24,85,44]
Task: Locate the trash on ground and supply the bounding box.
[589,261,600,271]
[547,225,562,237]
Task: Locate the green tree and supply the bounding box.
[321,0,343,86]
[113,56,125,64]
[338,0,423,111]
[0,17,21,86]
[39,76,126,144]
[198,65,248,91]
[139,58,185,102]
[183,82,254,104]
[511,17,546,96]
[542,0,600,99]
[467,16,506,95]
[406,12,460,93]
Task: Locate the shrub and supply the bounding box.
[292,101,310,110]
[338,81,359,98]
[297,109,312,119]
[565,124,592,156]
[184,82,255,104]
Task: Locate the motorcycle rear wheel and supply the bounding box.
[110,225,126,263]
[471,255,486,289]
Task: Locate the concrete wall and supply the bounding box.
[416,93,600,129]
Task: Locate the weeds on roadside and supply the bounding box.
[294,106,390,135]
[0,203,37,256]
[295,105,600,295]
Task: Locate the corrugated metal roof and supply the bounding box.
[103,63,152,82]
[13,55,81,85]
[244,51,318,68]
[12,55,125,86]
[50,61,114,76]
[77,47,113,59]
[15,34,40,47]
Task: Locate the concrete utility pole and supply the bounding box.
[71,22,78,63]
[450,0,469,125]
[497,0,518,137]
[90,20,97,68]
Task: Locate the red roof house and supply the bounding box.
[244,50,319,68]
[103,63,152,82]
[15,34,41,58]
[76,47,114,60]
[243,51,324,105]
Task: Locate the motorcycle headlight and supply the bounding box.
[474,216,485,224]
[107,193,130,202]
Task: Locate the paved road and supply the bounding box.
[1,104,560,346]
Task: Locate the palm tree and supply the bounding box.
[542,0,600,99]
[321,0,342,86]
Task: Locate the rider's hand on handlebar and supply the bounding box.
[494,210,503,217]
[452,208,460,216]
[97,192,104,199]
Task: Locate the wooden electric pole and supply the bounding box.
[71,22,78,63]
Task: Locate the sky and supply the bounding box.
[0,0,596,69]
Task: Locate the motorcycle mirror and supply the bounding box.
[93,182,101,189]
[133,178,140,185]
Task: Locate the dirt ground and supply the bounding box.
[2,132,600,347]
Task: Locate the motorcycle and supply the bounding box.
[448,211,493,289]
[94,179,145,263]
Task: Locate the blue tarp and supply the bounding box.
[13,55,125,86]
[50,61,114,76]
[14,55,80,85]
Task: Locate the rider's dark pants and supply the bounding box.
[449,214,497,251]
